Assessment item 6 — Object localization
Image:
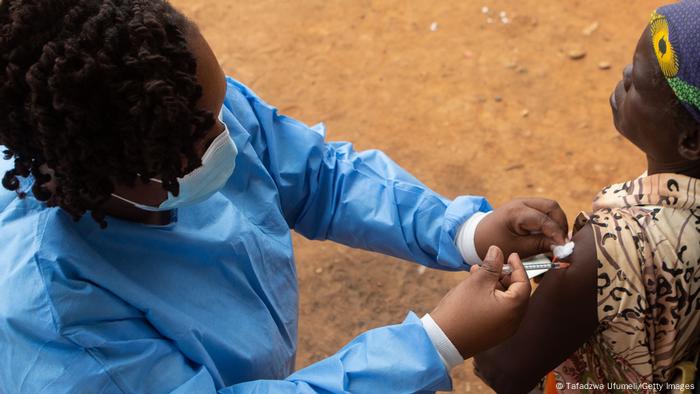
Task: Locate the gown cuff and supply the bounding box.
[420,313,464,370]
[455,211,492,265]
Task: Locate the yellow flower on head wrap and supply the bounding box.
[650,11,679,78]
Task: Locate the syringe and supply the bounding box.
[501,261,570,275]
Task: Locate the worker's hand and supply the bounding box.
[430,246,531,359]
[475,198,568,259]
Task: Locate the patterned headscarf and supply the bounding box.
[651,1,700,124]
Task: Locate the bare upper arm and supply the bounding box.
[473,223,599,393]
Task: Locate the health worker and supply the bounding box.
[0,1,568,393]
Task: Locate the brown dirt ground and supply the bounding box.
[173,1,662,392]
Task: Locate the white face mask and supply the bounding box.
[111,109,238,211]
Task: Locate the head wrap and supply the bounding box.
[651,1,700,123]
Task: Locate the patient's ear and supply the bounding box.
[678,123,700,160]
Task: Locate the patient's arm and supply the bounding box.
[473,223,599,394]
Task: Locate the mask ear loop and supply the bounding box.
[131,173,164,184]
[110,192,138,205]
[110,176,164,207]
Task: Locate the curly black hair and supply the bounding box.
[0,0,215,228]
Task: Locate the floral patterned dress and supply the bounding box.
[554,173,700,393]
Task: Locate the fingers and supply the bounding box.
[521,198,568,228]
[506,252,527,284]
[519,199,569,244]
[498,253,523,288]
[516,207,567,246]
[544,204,569,237]
[473,246,504,286]
[475,262,507,290]
[498,273,511,289]
[515,233,556,258]
[501,252,531,301]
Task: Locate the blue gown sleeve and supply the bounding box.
[51,310,452,393]
[223,312,451,393]
[226,78,492,271]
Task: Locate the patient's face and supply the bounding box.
[610,26,681,162]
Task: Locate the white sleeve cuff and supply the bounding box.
[455,211,492,265]
[420,313,464,371]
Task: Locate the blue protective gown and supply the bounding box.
[0,77,491,393]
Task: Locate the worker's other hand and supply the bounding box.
[475,198,568,259]
[430,246,531,359]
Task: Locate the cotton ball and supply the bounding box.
[552,241,575,260]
